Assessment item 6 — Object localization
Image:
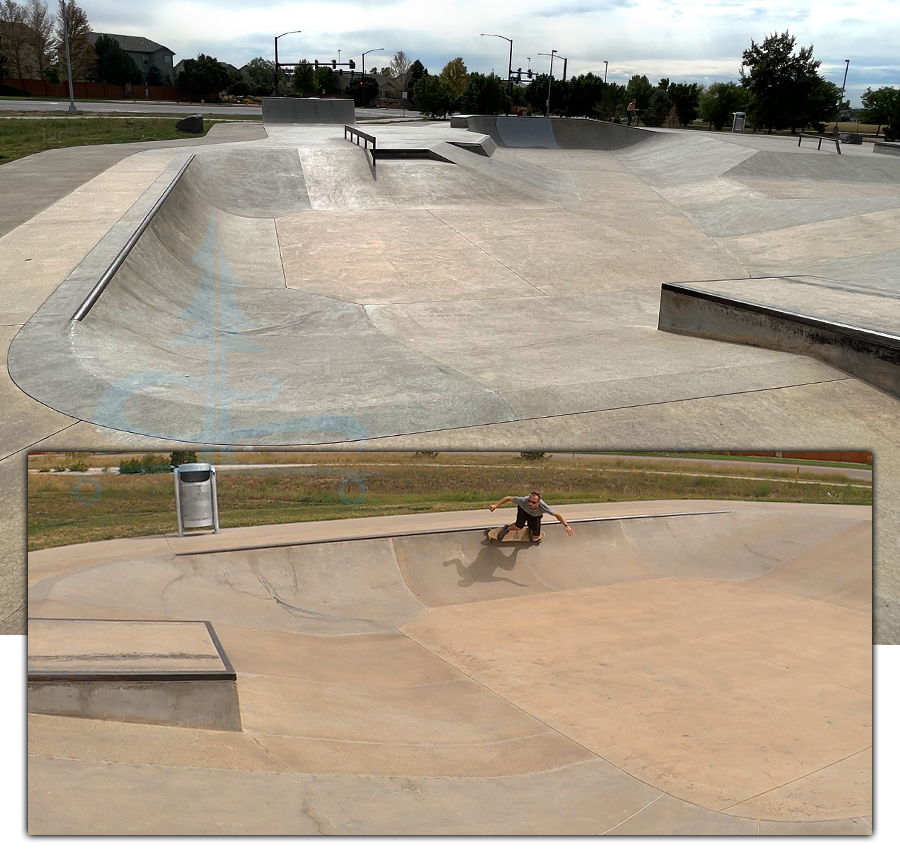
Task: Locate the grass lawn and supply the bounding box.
[28,452,871,551]
[0,115,234,165]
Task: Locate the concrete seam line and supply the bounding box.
[425,209,547,296]
[720,745,872,815]
[601,793,664,835]
[1,421,80,464]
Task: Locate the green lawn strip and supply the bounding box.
[0,116,230,165]
[28,464,871,551]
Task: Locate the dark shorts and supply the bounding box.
[516,506,542,535]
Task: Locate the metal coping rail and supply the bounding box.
[71,153,196,322]
[174,510,733,557]
[798,133,841,154]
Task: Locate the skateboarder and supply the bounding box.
[626,99,636,126]
[489,492,574,540]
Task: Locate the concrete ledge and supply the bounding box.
[873,141,900,157]
[659,281,900,398]
[261,97,355,124]
[28,618,241,730]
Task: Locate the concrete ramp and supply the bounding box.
[27,502,872,833]
[463,115,653,150]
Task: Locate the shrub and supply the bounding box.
[119,454,171,474]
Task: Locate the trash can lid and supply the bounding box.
[175,462,216,475]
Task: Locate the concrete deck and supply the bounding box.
[2,119,900,638]
[27,502,872,835]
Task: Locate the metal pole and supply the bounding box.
[508,39,513,96]
[538,50,557,116]
[604,61,608,84]
[58,0,76,114]
[840,59,850,103]
[275,30,301,98]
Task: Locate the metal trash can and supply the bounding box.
[731,112,746,133]
[174,463,220,536]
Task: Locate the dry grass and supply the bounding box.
[28,452,871,551]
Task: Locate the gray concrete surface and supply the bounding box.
[659,276,900,396]
[3,119,900,639]
[27,502,871,834]
[261,97,355,124]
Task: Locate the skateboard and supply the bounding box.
[485,525,544,544]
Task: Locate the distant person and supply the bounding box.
[626,99,636,126]
[489,492,574,540]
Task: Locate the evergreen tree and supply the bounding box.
[291,59,316,96]
[91,34,144,85]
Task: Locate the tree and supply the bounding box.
[625,74,654,113]
[411,74,455,118]
[314,64,336,94]
[860,86,899,137]
[145,63,164,86]
[667,82,702,126]
[439,56,468,97]
[525,73,566,115]
[176,53,233,100]
[740,30,828,133]
[884,95,900,142]
[291,59,316,96]
[0,0,29,78]
[459,72,510,114]
[347,74,378,106]
[698,81,747,131]
[565,72,605,118]
[91,34,144,85]
[55,0,95,81]
[407,58,427,95]
[26,0,52,78]
[169,451,198,468]
[641,87,673,127]
[243,56,275,96]
[383,49,411,95]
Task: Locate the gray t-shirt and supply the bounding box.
[514,496,555,518]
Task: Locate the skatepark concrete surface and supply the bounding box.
[27,501,871,835]
[1,115,899,639]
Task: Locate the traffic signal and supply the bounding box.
[348,59,355,69]
[332,60,336,68]
[314,60,318,68]
[527,69,533,79]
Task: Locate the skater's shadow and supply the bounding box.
[443,544,530,588]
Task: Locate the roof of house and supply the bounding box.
[87,33,175,56]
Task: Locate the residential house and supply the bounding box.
[87,32,175,83]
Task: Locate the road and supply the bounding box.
[0,98,421,119]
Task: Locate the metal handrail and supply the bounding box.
[71,154,196,322]
[798,134,841,154]
[344,124,377,177]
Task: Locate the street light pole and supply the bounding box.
[840,59,850,103]
[538,50,557,116]
[604,60,608,83]
[361,48,384,78]
[480,33,514,95]
[58,0,76,114]
[274,30,301,96]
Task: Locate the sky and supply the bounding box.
[69,1,900,108]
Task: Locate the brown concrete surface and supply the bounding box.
[27,502,872,834]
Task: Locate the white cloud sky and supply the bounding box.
[79,0,898,105]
